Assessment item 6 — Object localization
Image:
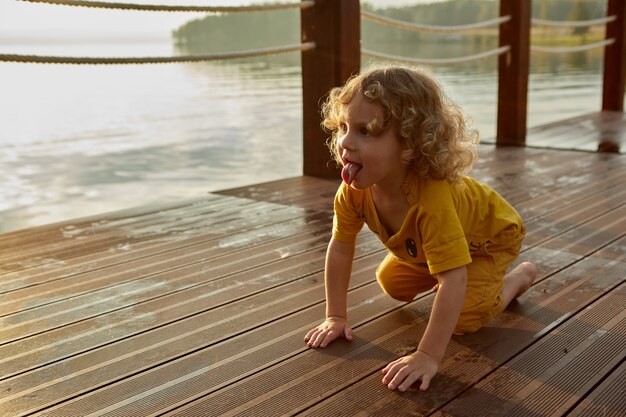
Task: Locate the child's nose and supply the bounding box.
[338,131,355,151]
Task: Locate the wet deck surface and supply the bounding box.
[485,111,626,154]
[526,111,626,154]
[1,143,625,416]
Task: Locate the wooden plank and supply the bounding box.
[0,224,370,346]
[0,230,381,377]
[225,147,625,223]
[297,238,625,417]
[0,212,334,317]
[471,147,625,207]
[0,218,336,323]
[567,361,626,417]
[513,166,626,223]
[0,247,386,416]
[486,111,626,153]
[24,197,623,416]
[0,178,336,269]
[0,194,224,251]
[524,112,626,154]
[521,186,626,248]
[296,210,625,414]
[0,146,624,416]
[216,176,339,210]
[0,196,258,273]
[0,163,334,263]
[0,177,339,291]
[431,285,626,417]
[0,149,615,359]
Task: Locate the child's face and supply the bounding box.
[337,94,407,190]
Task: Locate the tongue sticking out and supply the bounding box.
[341,162,362,185]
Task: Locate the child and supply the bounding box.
[303,66,537,392]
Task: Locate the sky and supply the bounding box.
[0,0,441,41]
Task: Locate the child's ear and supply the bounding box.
[400,148,415,165]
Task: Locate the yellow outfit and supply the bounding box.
[332,171,525,334]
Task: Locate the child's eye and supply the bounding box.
[338,123,347,134]
[359,127,369,136]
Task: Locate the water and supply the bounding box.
[0,38,605,233]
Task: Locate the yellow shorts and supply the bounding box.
[376,231,524,334]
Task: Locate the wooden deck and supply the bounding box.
[482,111,626,154]
[525,112,626,154]
[1,143,625,415]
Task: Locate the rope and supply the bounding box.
[362,45,510,66]
[532,15,616,28]
[0,42,315,65]
[531,38,614,54]
[361,11,511,33]
[17,0,314,13]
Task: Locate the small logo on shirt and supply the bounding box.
[405,238,418,258]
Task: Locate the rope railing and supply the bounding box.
[532,15,616,28]
[361,8,619,65]
[362,10,511,33]
[530,14,617,55]
[0,43,315,65]
[5,1,316,65]
[362,46,510,66]
[531,38,615,54]
[361,10,511,65]
[17,0,314,13]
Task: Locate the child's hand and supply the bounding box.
[381,350,439,392]
[304,317,353,348]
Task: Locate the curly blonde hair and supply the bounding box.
[321,66,478,183]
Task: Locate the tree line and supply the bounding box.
[173,0,605,54]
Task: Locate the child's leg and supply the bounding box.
[454,254,502,334]
[499,261,537,310]
[376,253,436,302]
[455,234,534,334]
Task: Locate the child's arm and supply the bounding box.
[382,265,467,391]
[304,237,355,348]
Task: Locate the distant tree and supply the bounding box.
[568,0,592,39]
[538,1,549,20]
[477,2,494,23]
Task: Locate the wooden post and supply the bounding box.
[301,0,361,178]
[496,0,531,146]
[602,0,626,112]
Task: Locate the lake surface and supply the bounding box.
[0,38,606,232]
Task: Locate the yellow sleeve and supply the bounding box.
[418,182,472,275]
[419,208,471,275]
[332,183,365,243]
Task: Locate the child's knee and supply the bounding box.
[454,293,503,334]
[453,319,483,335]
[376,272,415,302]
[376,255,435,302]
[375,266,435,302]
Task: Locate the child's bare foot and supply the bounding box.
[501,262,538,309]
[513,262,538,297]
